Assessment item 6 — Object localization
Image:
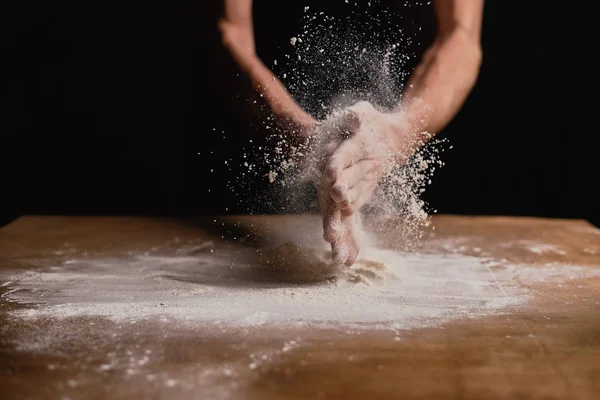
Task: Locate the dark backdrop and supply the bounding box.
[2,1,599,228]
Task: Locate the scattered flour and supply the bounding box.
[3,241,599,330]
[514,240,568,255]
[240,0,448,235]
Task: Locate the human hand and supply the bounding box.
[318,180,361,266]
[316,101,420,265]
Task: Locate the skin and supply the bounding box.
[219,0,484,266]
[218,0,316,137]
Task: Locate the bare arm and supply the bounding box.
[397,0,484,144]
[318,1,484,266]
[218,0,314,136]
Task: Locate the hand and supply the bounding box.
[326,101,409,213]
[318,182,361,266]
[312,110,366,266]
[317,101,419,266]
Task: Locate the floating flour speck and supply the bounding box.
[267,170,278,183]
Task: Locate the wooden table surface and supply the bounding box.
[1,215,600,399]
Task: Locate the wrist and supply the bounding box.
[277,111,315,141]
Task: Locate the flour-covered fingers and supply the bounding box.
[345,244,359,266]
[322,197,342,243]
[315,139,342,174]
[331,159,380,204]
[340,204,354,217]
[343,221,360,266]
[322,139,342,165]
[326,137,367,182]
[324,139,341,157]
[331,229,350,265]
[347,175,378,206]
[340,178,378,216]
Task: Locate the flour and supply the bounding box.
[252,1,449,253]
[514,240,568,255]
[4,240,598,330]
[4,236,600,399]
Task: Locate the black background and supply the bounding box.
[2,1,599,228]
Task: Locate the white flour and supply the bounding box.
[3,241,598,330]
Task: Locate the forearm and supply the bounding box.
[398,26,482,141]
[219,23,313,129]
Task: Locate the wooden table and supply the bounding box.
[1,215,599,399]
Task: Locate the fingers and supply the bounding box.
[346,176,378,207]
[331,233,350,265]
[316,110,362,182]
[321,189,349,265]
[326,136,366,182]
[318,138,342,172]
[329,211,361,266]
[338,176,378,217]
[331,159,380,204]
[344,219,360,266]
[341,206,355,217]
[323,140,341,157]
[317,107,373,267]
[331,220,353,266]
[322,196,342,243]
